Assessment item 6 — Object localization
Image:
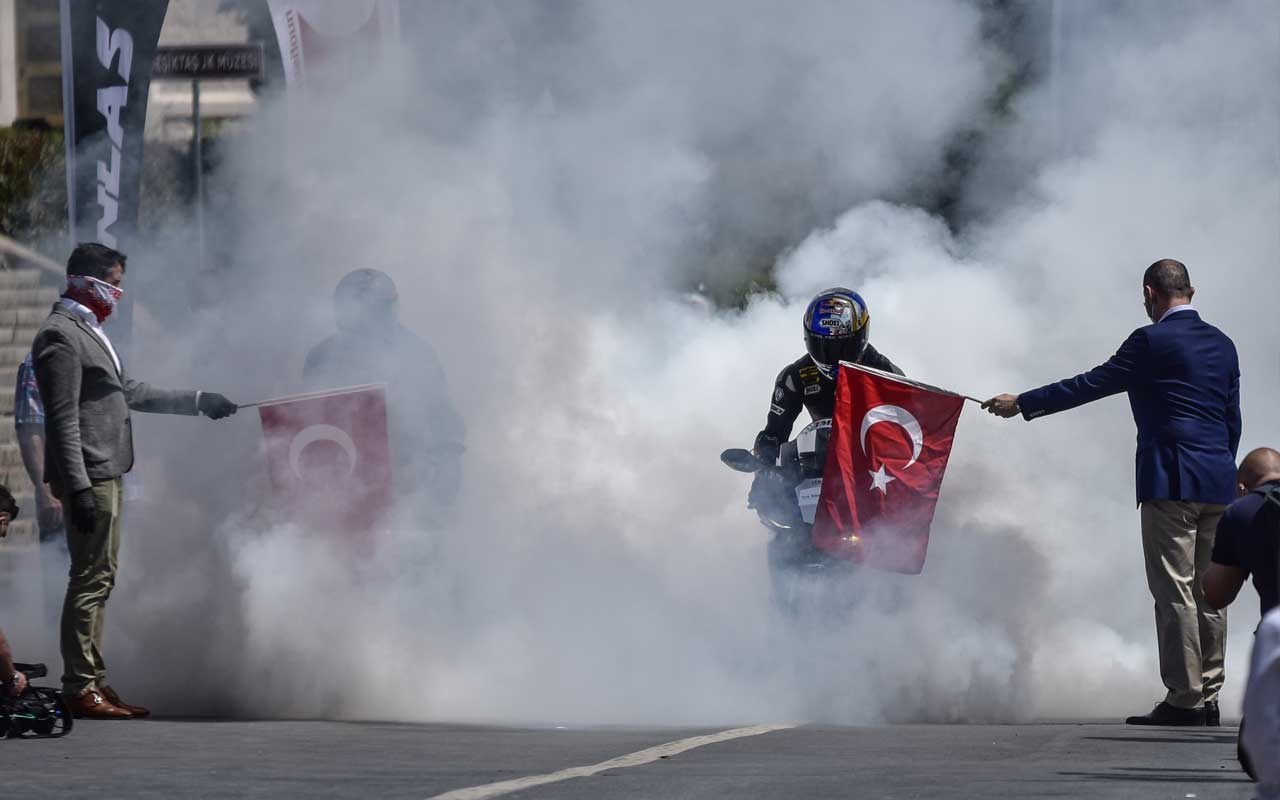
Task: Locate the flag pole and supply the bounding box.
[236,382,389,410]
[839,361,985,405]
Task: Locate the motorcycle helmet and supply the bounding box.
[334,268,399,332]
[802,288,869,380]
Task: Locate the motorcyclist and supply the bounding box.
[753,287,904,465]
[736,289,902,613]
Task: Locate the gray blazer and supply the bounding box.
[32,305,199,495]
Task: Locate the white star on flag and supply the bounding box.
[868,464,895,493]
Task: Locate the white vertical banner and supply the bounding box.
[266,0,400,87]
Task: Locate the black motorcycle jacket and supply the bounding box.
[753,345,904,462]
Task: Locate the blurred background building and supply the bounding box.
[0,0,258,134]
[0,0,262,551]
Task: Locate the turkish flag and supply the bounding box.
[258,384,392,533]
[812,363,964,574]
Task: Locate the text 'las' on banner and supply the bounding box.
[60,0,170,354]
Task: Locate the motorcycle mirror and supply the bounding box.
[720,448,763,473]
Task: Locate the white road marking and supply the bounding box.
[427,723,797,800]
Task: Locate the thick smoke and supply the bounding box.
[10,0,1278,725]
[773,0,1280,719]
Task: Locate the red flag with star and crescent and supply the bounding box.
[812,362,964,574]
[258,384,392,534]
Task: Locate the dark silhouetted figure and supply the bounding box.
[303,269,465,517]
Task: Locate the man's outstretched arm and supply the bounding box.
[124,379,237,419]
[984,328,1149,419]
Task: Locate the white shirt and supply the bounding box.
[1158,303,1196,323]
[58,297,122,374]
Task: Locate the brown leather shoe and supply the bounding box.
[68,688,133,719]
[100,685,150,718]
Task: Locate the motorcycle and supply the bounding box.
[722,418,859,616]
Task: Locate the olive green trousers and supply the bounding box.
[60,477,122,695]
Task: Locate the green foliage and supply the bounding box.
[0,128,66,246]
[0,126,220,255]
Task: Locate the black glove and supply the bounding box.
[70,489,98,533]
[198,392,238,420]
[752,433,781,467]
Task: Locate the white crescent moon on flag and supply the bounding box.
[859,405,924,468]
[288,423,359,480]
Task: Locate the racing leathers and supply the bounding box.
[753,344,904,464]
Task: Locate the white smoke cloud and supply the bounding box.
[9,0,1275,727]
[760,0,1280,719]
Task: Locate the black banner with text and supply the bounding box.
[60,0,169,352]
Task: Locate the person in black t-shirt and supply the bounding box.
[1204,447,1280,615]
[1204,448,1280,780]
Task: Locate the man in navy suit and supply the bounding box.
[985,259,1241,726]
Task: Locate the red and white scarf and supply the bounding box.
[64,275,123,323]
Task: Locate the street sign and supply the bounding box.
[151,43,266,274]
[152,43,265,81]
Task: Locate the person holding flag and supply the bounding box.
[32,243,240,720]
[303,269,465,515]
[983,258,1241,727]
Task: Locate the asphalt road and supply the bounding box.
[0,718,1255,799]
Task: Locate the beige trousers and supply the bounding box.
[1140,499,1227,709]
[60,477,123,695]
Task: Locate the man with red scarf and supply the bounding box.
[31,243,238,720]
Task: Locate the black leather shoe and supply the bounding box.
[1125,702,1206,726]
[1204,701,1220,727]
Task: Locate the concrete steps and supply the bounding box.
[2,287,59,305]
[0,462,29,486]
[0,308,51,327]
[0,326,41,346]
[0,270,43,289]
[0,443,21,467]
[0,345,33,368]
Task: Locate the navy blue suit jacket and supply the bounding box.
[1018,310,1241,505]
